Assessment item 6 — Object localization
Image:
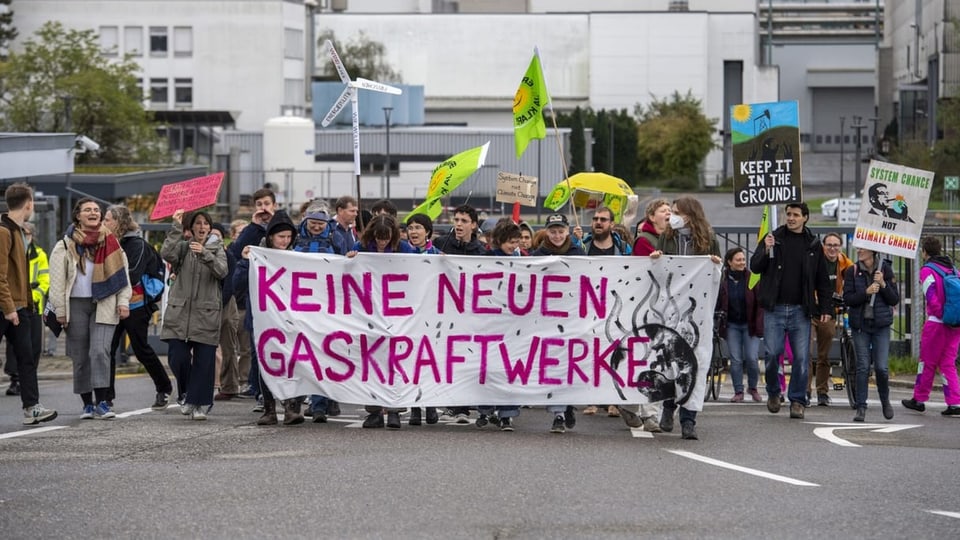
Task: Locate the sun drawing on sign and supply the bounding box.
[732,104,751,123]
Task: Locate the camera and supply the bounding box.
[75,135,101,153]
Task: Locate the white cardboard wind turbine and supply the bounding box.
[320,39,402,223]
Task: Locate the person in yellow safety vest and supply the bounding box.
[4,222,48,396]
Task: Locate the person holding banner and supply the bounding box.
[842,247,899,422]
[750,202,833,421]
[161,209,228,421]
[403,213,441,426]
[531,213,584,434]
[48,198,131,421]
[652,196,721,440]
[328,196,360,256]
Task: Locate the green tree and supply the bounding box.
[568,106,586,175]
[317,30,402,83]
[0,22,166,164]
[635,90,717,190]
[0,0,15,60]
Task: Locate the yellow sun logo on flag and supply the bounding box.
[428,168,449,194]
[732,104,751,123]
[514,87,531,115]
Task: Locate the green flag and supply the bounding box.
[749,206,769,289]
[513,51,550,159]
[405,142,490,221]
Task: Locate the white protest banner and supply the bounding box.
[249,249,721,411]
[495,172,538,206]
[852,160,933,258]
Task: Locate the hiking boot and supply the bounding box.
[730,392,744,403]
[425,407,439,424]
[789,402,804,419]
[680,422,698,440]
[81,404,95,420]
[282,400,304,425]
[326,401,341,417]
[408,408,422,426]
[853,407,866,422]
[642,416,662,433]
[618,406,642,428]
[550,415,565,433]
[901,398,925,412]
[881,401,894,420]
[386,411,402,429]
[817,393,831,407]
[257,400,277,425]
[748,388,762,402]
[95,401,116,420]
[363,412,384,428]
[942,406,960,417]
[22,403,58,425]
[767,395,781,414]
[564,406,577,429]
[659,412,674,433]
[499,417,514,431]
[476,414,489,428]
[151,393,169,411]
[583,405,598,415]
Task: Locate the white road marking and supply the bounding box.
[0,425,67,439]
[630,428,654,438]
[667,450,819,487]
[926,510,960,519]
[116,407,158,419]
[806,422,921,447]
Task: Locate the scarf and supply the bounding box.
[538,236,572,255]
[71,225,129,301]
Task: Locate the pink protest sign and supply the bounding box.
[149,172,225,220]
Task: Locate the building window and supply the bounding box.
[844,135,850,144]
[824,135,832,144]
[150,27,168,56]
[284,78,304,107]
[124,26,143,56]
[815,135,823,144]
[284,28,303,59]
[173,27,193,57]
[175,78,193,106]
[150,78,168,106]
[99,26,119,56]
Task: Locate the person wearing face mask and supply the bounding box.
[651,196,721,440]
[843,247,899,422]
[161,209,228,421]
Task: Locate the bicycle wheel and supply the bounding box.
[710,360,723,401]
[842,337,857,409]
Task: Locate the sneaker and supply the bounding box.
[237,384,255,399]
[730,392,744,403]
[583,405,598,415]
[550,415,565,433]
[362,412,384,428]
[564,406,577,429]
[942,406,960,417]
[680,422,698,440]
[642,416,662,433]
[326,401,341,417]
[659,412,674,433]
[881,401,894,420]
[81,404,95,420]
[455,413,470,424]
[476,414,489,428]
[425,407,439,425]
[180,402,193,415]
[192,406,207,421]
[5,381,20,396]
[618,406,642,428]
[606,405,620,417]
[95,401,116,420]
[499,417,514,431]
[252,396,264,413]
[312,410,328,423]
[853,407,866,422]
[22,403,58,425]
[789,402,804,419]
[748,388,762,402]
[817,393,831,407]
[213,392,235,401]
[767,395,781,414]
[151,392,169,411]
[901,398,925,412]
[408,408,422,426]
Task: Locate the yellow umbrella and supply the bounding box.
[543,172,636,222]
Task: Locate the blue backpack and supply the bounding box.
[926,263,960,326]
[134,239,166,308]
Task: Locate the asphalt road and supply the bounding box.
[1,373,958,539]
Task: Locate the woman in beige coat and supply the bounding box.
[48,198,131,420]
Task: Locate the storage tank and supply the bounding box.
[263,112,316,209]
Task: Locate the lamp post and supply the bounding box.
[839,116,845,198]
[850,115,867,197]
[383,106,393,199]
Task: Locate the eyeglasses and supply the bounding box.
[592,216,610,222]
[824,243,842,248]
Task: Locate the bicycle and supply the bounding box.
[707,311,730,401]
[832,293,859,410]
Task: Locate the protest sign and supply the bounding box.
[852,160,933,258]
[730,101,802,207]
[249,249,720,410]
[149,172,225,220]
[495,172,538,206]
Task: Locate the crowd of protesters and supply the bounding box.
[3,183,958,437]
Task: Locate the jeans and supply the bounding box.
[852,319,891,409]
[763,304,811,404]
[726,322,759,393]
[0,309,39,408]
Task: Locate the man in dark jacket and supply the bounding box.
[432,204,487,256]
[750,202,832,420]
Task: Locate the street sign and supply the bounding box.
[837,198,861,225]
[945,175,959,191]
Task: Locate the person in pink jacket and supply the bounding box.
[902,236,960,416]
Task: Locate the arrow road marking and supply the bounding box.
[667,450,819,487]
[806,422,921,447]
[926,510,960,519]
